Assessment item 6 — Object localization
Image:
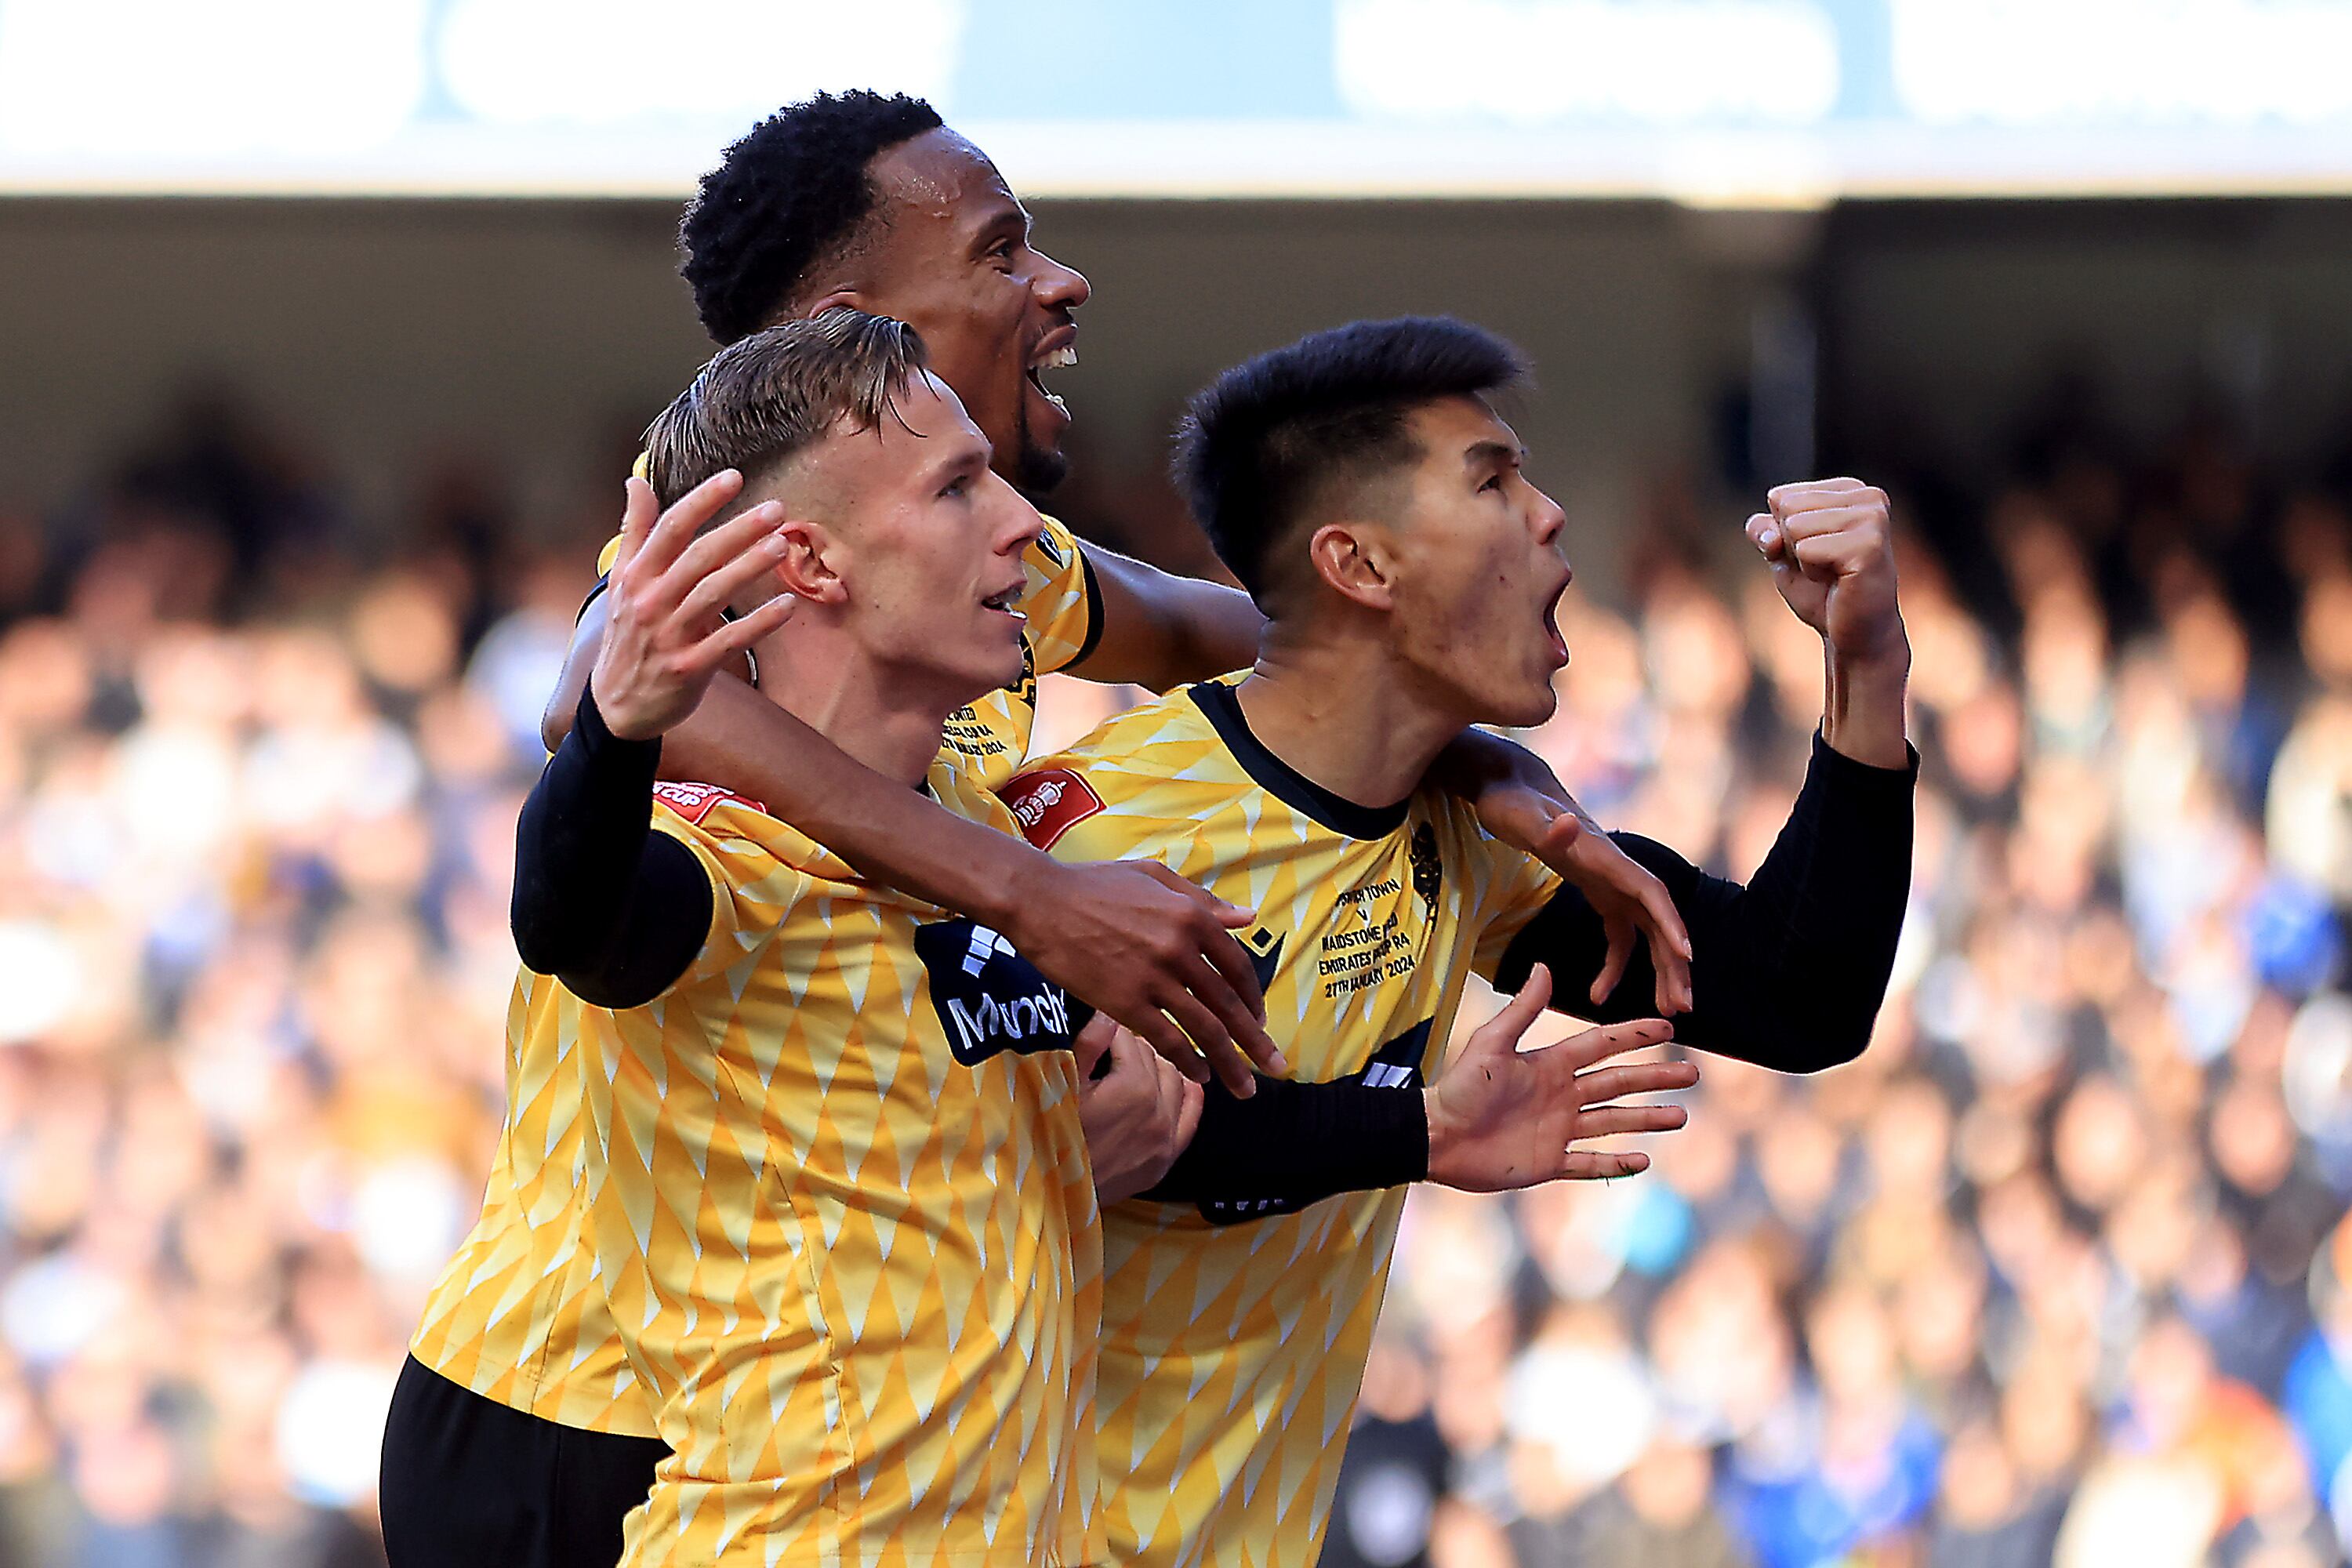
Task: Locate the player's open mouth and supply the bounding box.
[1542,576,1571,666]
[1026,332,1076,417]
[982,584,1026,621]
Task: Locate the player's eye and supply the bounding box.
[940,474,971,499]
[1479,473,1504,493]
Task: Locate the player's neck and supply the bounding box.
[757,628,950,789]
[1235,626,1466,812]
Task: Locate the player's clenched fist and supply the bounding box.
[590,471,798,741]
[1746,477,1906,666]
[1422,964,1697,1192]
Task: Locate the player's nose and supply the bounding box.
[1531,488,1567,548]
[1033,246,1091,312]
[994,479,1047,556]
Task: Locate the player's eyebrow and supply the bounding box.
[923,438,992,489]
[1464,439,1525,470]
[969,198,1031,255]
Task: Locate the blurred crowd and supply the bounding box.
[1,388,2350,1568]
[0,403,598,1567]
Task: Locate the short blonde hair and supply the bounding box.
[641,310,929,510]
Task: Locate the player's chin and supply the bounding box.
[982,636,1028,692]
[1011,434,1070,498]
[1485,668,1563,731]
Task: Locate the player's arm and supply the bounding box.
[1488,741,1914,1072]
[1128,966,1695,1211]
[1747,477,1912,771]
[540,479,1280,1096]
[1062,541,1263,690]
[1426,728,1694,1015]
[513,488,794,1008]
[513,688,716,1007]
[1492,478,1915,1072]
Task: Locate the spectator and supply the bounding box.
[4,385,2352,1568]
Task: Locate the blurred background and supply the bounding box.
[8,2,2352,1565]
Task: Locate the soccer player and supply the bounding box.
[505,313,1100,1566]
[542,91,1696,1087]
[386,312,1703,1561]
[384,93,1689,1561]
[419,313,1692,1567]
[998,317,1919,1568]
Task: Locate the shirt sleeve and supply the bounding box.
[1487,731,1919,1073]
[1139,1074,1430,1218]
[511,684,723,1008]
[1468,829,1568,982]
[1022,514,1103,677]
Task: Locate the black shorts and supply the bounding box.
[379,1354,670,1568]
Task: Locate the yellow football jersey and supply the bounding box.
[1002,676,1563,1568]
[408,970,645,1432]
[596,761,1100,1566]
[410,512,1101,1440]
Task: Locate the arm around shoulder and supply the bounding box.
[1492,732,1917,1073]
[1066,543,1262,692]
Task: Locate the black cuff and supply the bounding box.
[1142,1075,1429,1217]
[510,678,691,1000]
[1802,728,1918,851]
[1810,727,1920,787]
[1806,724,1919,771]
[575,680,659,771]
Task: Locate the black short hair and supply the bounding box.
[1171,318,1530,607]
[681,92,945,346]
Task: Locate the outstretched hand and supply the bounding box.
[590,472,797,741]
[1424,964,1697,1192]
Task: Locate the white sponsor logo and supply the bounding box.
[963,923,1016,975]
[944,988,1073,1060]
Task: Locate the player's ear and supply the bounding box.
[770,518,846,604]
[1307,521,1395,612]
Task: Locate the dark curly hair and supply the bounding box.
[681,92,945,346]
[1172,317,1529,606]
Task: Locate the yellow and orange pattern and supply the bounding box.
[1005,676,1564,1568]
[589,770,1101,1567]
[407,969,648,1432]
[408,511,1098,1446]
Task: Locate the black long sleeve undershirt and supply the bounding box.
[1493,730,1918,1073]
[1139,1074,1429,1211]
[510,685,713,1009]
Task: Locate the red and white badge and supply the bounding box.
[652,780,764,825]
[1003,768,1105,850]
